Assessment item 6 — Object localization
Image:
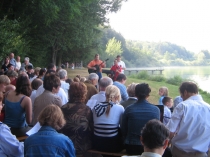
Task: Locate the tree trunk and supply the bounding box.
[52,46,56,64]
[57,52,62,67]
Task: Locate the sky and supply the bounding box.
[107,0,210,53]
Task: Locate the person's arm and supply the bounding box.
[166,103,184,139]
[0,124,24,157]
[87,61,96,70]
[22,97,32,124]
[65,139,76,157]
[101,60,106,68]
[121,109,127,139]
[121,86,129,101]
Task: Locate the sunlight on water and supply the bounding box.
[126,66,210,93]
[163,66,210,93]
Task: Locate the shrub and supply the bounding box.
[136,71,150,80]
[150,75,166,82]
[166,75,183,86]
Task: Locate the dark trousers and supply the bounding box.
[96,72,102,81]
[10,126,32,137]
[93,134,124,153]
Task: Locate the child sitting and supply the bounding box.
[158,86,168,105]
[162,96,173,125]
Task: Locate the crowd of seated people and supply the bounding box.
[0,53,210,157]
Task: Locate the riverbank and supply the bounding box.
[66,68,210,104]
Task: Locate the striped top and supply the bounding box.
[93,102,124,137]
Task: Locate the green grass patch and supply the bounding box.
[129,72,210,104]
[66,69,210,104]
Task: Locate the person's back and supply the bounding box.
[25,105,75,157]
[167,82,210,157]
[122,100,160,145]
[24,126,75,157]
[60,82,93,156]
[33,90,62,125]
[92,85,124,152]
[121,83,160,155]
[4,95,27,128]
[168,95,210,152]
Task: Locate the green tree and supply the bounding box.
[0,0,126,66]
[105,37,123,56]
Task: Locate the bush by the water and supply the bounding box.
[131,71,184,85]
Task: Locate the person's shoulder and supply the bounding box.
[0,122,10,130]
[116,103,125,110]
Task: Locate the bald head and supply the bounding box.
[99,77,113,91]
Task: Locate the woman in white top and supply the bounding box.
[93,85,124,152]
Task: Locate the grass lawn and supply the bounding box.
[66,68,210,104]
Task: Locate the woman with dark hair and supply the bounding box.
[24,105,75,157]
[37,68,46,80]
[1,57,10,74]
[3,74,32,136]
[32,73,62,125]
[121,83,160,155]
[30,78,43,105]
[60,82,93,156]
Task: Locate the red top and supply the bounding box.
[110,65,122,81]
[0,111,5,121]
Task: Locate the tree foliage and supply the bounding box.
[105,37,122,56]
[0,0,126,66]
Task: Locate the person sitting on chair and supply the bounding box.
[140,119,170,157]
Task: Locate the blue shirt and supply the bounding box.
[113,81,129,101]
[158,96,164,105]
[121,100,160,145]
[24,126,76,157]
[9,58,16,68]
[0,122,24,157]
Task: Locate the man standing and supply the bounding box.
[116,55,126,74]
[21,57,33,71]
[9,53,16,69]
[16,56,21,71]
[167,82,210,157]
[87,54,106,80]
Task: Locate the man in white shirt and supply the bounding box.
[167,82,210,157]
[16,56,21,71]
[116,55,126,73]
[86,76,113,109]
[140,119,170,157]
[57,69,69,97]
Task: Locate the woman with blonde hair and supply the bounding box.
[24,104,75,157]
[158,86,169,105]
[92,85,124,152]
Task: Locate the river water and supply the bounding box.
[126,66,210,93]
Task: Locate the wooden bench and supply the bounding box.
[87,149,128,156]
[17,136,28,141]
